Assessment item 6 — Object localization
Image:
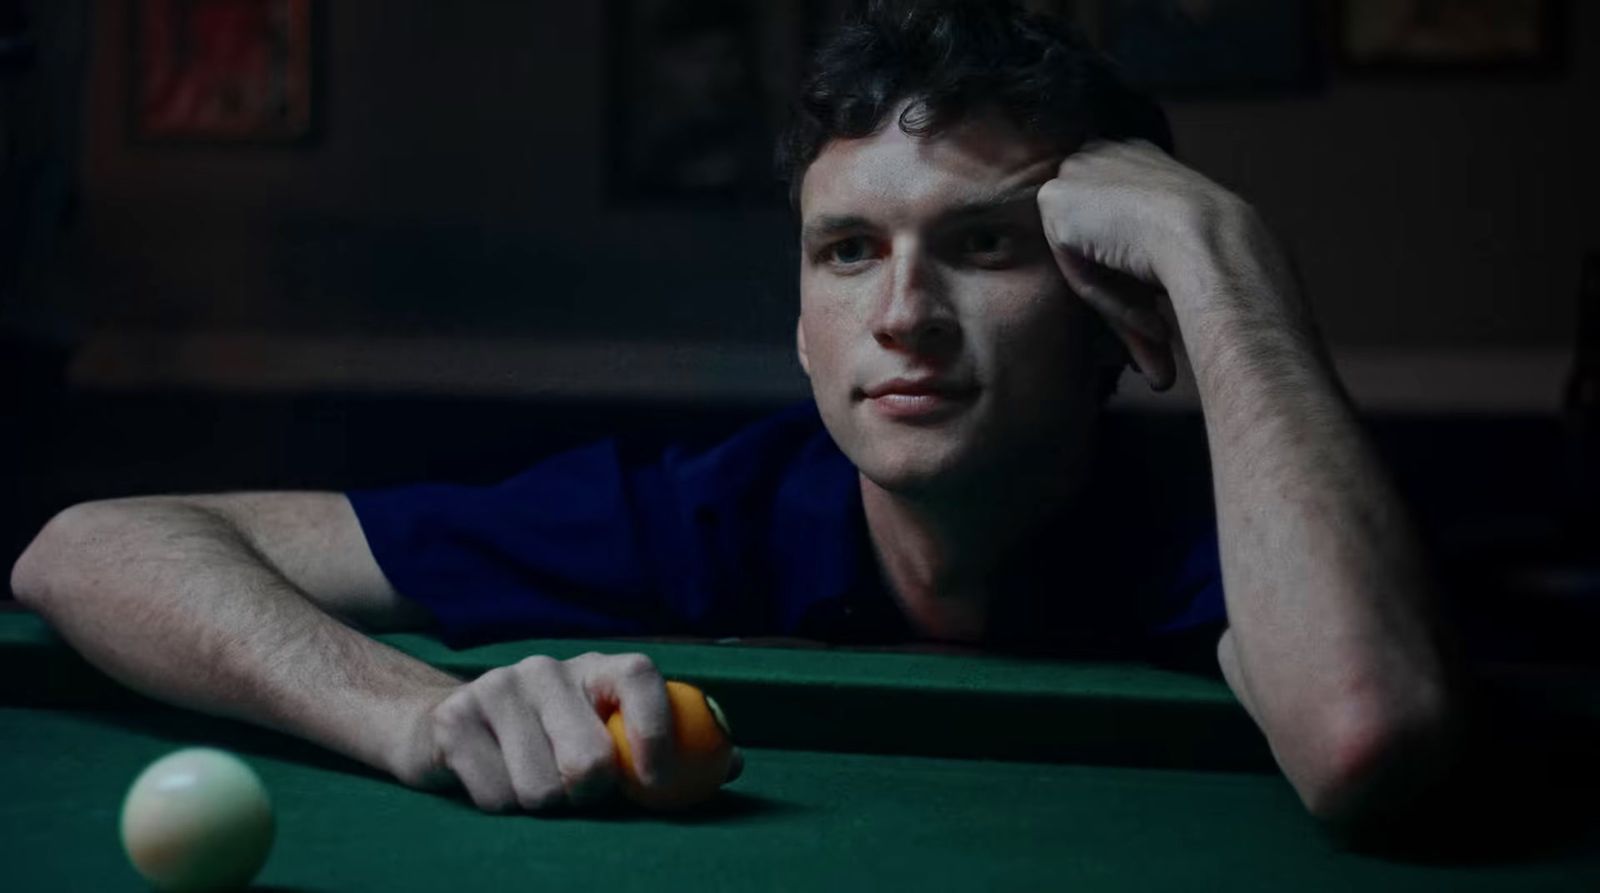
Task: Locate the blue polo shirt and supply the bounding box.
[348,403,1226,659]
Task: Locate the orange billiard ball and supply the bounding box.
[606,681,735,810]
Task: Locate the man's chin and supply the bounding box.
[853,444,984,499]
[819,402,988,493]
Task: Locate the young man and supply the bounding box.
[10,1,1448,824]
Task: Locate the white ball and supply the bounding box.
[120,748,275,893]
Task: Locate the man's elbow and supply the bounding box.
[10,502,120,609]
[1296,687,1453,827]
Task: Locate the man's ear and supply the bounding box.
[795,317,811,378]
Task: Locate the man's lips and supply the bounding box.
[857,377,978,400]
[854,377,979,422]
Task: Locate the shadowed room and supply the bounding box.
[2,0,1598,888]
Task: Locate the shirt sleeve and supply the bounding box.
[347,440,705,647]
[1153,526,1227,635]
[1141,524,1228,673]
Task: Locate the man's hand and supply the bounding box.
[1035,139,1304,391]
[393,652,691,813]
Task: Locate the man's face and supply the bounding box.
[797,109,1107,496]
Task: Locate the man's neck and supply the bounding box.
[859,445,1093,642]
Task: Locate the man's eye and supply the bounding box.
[826,237,872,265]
[961,229,1011,257]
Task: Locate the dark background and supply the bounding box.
[2,1,1596,657]
[12,0,1591,347]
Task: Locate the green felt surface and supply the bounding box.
[5,611,1600,889]
[4,707,1598,892]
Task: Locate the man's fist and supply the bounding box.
[1036,139,1299,390]
[392,651,679,813]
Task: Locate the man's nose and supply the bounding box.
[871,243,960,358]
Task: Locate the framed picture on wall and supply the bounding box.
[1337,0,1565,75]
[1096,0,1320,97]
[130,0,317,143]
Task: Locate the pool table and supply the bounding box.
[2,610,1597,891]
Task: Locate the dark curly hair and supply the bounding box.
[776,0,1173,206]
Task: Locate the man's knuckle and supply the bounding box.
[612,652,660,680]
[559,652,599,674]
[1179,188,1241,229]
[475,666,515,695]
[515,654,562,679]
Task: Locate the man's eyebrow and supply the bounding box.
[801,214,873,243]
[800,181,1046,242]
[940,181,1046,220]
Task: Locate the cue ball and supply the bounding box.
[120,748,275,893]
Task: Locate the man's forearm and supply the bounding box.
[1179,260,1450,820]
[1035,140,1453,822]
[10,500,458,778]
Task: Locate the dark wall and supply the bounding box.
[22,0,1599,353]
[48,0,797,342]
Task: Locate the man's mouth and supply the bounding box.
[855,377,979,422]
